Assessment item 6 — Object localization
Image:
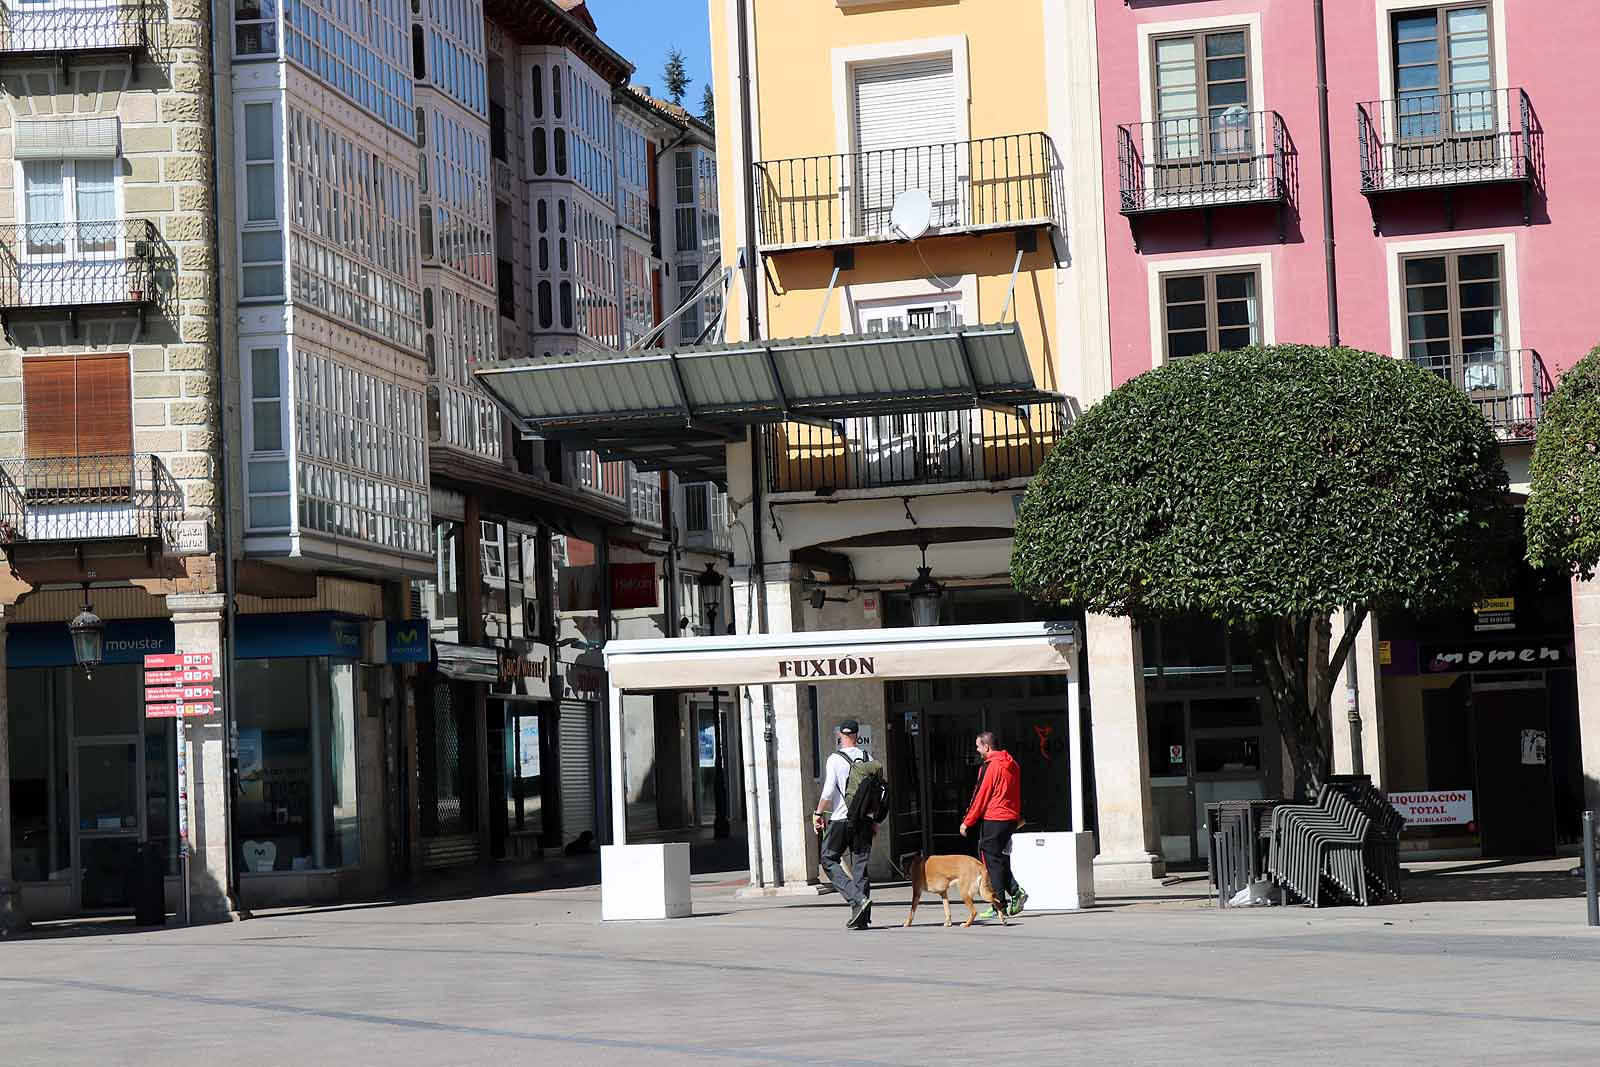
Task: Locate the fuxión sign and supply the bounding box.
[776,655,876,679]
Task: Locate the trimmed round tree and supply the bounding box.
[1526,344,1600,578]
[1012,344,1512,795]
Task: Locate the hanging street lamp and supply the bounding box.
[68,592,105,678]
[907,541,944,627]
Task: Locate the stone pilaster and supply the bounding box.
[1574,578,1600,816]
[0,606,27,934]
[1086,613,1165,883]
[166,592,237,922]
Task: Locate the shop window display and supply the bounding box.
[234,658,360,871]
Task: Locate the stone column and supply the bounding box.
[1330,610,1387,785]
[730,565,815,895]
[1086,613,1165,883]
[0,606,27,934]
[167,593,237,921]
[1574,578,1600,816]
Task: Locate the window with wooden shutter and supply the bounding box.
[23,354,133,495]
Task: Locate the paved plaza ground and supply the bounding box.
[3,857,1599,1065]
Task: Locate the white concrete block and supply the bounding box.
[1008,831,1095,910]
[601,843,692,921]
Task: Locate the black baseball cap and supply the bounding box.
[838,719,860,735]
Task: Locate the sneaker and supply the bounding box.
[977,906,1000,921]
[1007,889,1028,917]
[848,898,872,929]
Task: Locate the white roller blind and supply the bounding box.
[14,117,120,160]
[851,56,957,154]
[851,56,959,234]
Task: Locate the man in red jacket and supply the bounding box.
[959,731,1027,918]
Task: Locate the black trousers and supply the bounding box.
[977,819,1020,904]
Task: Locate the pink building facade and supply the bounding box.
[1094,1,1600,866]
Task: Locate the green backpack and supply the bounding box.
[843,750,891,826]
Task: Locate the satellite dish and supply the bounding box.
[888,188,933,241]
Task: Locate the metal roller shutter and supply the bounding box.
[560,700,596,842]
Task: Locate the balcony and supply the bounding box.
[1408,348,1551,442]
[0,219,173,336]
[0,1,156,62]
[1357,88,1538,231]
[765,401,1064,494]
[753,132,1063,252]
[1117,110,1288,249]
[680,481,732,554]
[0,453,181,579]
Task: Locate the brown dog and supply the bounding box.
[900,853,1007,928]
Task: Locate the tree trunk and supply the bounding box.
[1250,609,1367,799]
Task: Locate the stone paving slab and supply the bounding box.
[2,872,1599,1066]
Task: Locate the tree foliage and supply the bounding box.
[663,48,690,105]
[1012,344,1512,793]
[700,83,716,129]
[1526,344,1600,578]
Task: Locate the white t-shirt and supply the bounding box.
[818,745,863,823]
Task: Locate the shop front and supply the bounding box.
[6,618,179,919]
[1140,616,1279,870]
[1379,569,1581,858]
[231,612,376,906]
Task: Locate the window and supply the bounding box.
[674,151,697,252]
[1152,28,1251,159]
[23,354,131,461]
[240,102,284,298]
[851,55,958,234]
[1401,248,1506,389]
[1161,269,1260,359]
[859,293,963,333]
[247,347,290,529]
[21,159,115,259]
[1393,5,1493,138]
[234,0,277,56]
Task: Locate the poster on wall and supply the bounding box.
[1521,729,1548,766]
[517,716,541,779]
[1473,597,1516,632]
[1389,790,1474,827]
[699,723,716,768]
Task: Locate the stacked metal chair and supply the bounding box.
[1267,787,1372,907]
[1327,775,1405,904]
[1206,799,1282,907]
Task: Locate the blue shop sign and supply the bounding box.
[9,619,175,668]
[386,619,431,663]
[236,613,363,660]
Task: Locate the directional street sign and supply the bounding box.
[145,685,215,704]
[145,668,215,687]
[144,652,215,670]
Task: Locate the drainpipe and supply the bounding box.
[736,0,784,887]
[1315,1,1361,774]
[207,0,244,917]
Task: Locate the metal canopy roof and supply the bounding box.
[473,323,1059,484]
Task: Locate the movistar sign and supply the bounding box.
[386,619,431,663]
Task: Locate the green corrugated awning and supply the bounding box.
[473,322,1061,484]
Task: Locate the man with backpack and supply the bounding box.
[959,731,1027,919]
[812,719,885,930]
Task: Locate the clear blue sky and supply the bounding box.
[588,0,714,108]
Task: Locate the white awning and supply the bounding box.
[603,621,1078,691]
[601,621,1085,848]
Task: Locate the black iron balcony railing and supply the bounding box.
[1118,109,1288,215]
[765,402,1064,494]
[0,1,156,57]
[0,219,175,319]
[1408,347,1552,441]
[753,132,1063,251]
[1358,88,1537,226]
[0,452,182,543]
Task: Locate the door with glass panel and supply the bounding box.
[856,298,971,484]
[1151,29,1253,198]
[1145,693,1274,870]
[1391,5,1497,179]
[69,666,146,912]
[20,158,119,305]
[1402,249,1507,411]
